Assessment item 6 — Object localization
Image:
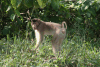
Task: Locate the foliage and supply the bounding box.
[0,0,100,39]
[0,34,100,67]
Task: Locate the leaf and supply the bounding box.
[11,0,16,9]
[33,0,40,8]
[15,10,20,16]
[11,0,22,9]
[93,18,98,25]
[81,0,85,3]
[24,0,34,8]
[96,4,100,11]
[81,4,89,11]
[16,18,22,24]
[88,8,96,17]
[15,10,23,21]
[37,0,47,8]
[10,14,15,21]
[86,12,91,17]
[51,0,60,10]
[2,26,11,35]
[75,17,83,22]
[6,6,11,12]
[85,5,89,10]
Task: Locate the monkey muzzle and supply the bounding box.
[31,22,36,30]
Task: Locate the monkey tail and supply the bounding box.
[62,21,67,29]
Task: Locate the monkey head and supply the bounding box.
[31,18,41,30]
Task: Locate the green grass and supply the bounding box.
[0,34,100,67]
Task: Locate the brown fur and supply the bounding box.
[31,18,67,56]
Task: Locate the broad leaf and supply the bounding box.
[51,0,60,10]
[93,18,98,25]
[96,3,100,11]
[11,0,22,9]
[37,0,47,8]
[16,17,22,24]
[10,14,15,21]
[86,12,91,17]
[24,0,34,8]
[75,17,83,22]
[6,6,11,12]
[88,8,96,17]
[15,10,23,21]
[33,0,40,8]
[2,26,11,35]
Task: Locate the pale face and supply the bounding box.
[31,19,40,30]
[31,19,37,30]
[32,24,36,29]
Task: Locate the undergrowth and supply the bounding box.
[0,33,100,67]
[0,22,100,67]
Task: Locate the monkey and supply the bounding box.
[31,18,67,56]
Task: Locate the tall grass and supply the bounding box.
[0,34,100,67]
[0,23,100,67]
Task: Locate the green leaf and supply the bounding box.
[75,17,83,22]
[11,0,22,9]
[37,0,48,8]
[15,10,20,16]
[88,8,96,17]
[10,14,15,21]
[84,5,89,10]
[81,4,89,11]
[2,26,11,35]
[81,0,85,3]
[16,18,22,24]
[86,12,91,17]
[33,0,40,8]
[24,0,34,8]
[96,4,100,11]
[6,6,11,12]
[15,10,23,21]
[93,18,98,25]
[51,0,60,10]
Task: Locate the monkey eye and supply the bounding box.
[33,20,37,22]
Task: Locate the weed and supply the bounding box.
[0,33,100,67]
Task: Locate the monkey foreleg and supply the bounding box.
[34,30,43,51]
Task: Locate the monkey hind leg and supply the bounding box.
[52,37,64,56]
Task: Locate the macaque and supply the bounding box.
[31,18,67,56]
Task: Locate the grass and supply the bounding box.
[0,25,100,67]
[0,34,100,67]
